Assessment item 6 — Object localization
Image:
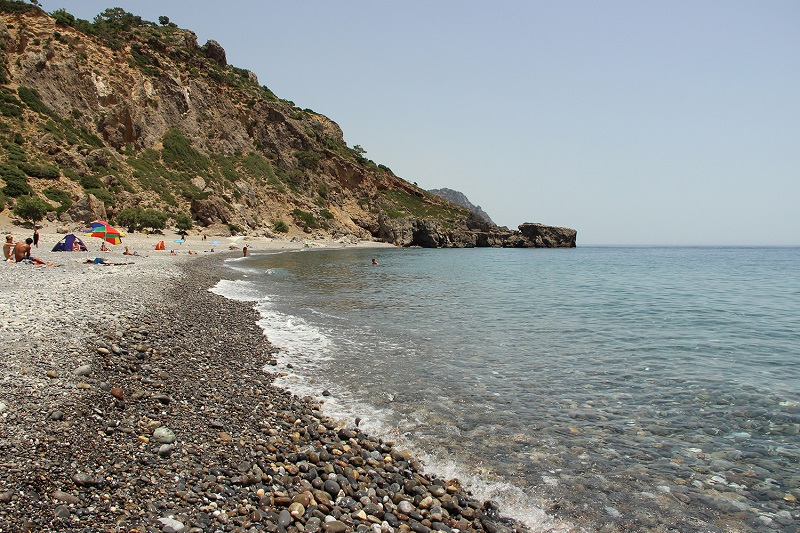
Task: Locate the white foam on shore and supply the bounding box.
[254,301,332,362]
[210,274,571,532]
[209,278,264,302]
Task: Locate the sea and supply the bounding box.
[210,246,800,532]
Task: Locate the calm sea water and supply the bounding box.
[212,246,800,532]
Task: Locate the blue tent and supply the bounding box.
[52,233,88,252]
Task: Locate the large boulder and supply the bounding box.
[201,40,227,67]
[191,197,232,226]
[67,193,107,223]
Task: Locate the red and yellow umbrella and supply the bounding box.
[87,220,123,246]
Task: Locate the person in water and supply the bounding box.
[372,258,378,266]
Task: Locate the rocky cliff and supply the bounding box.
[428,188,495,227]
[0,3,576,247]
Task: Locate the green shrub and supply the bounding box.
[43,187,73,213]
[273,220,289,233]
[19,162,59,179]
[320,208,334,220]
[292,208,318,229]
[227,223,243,235]
[17,87,52,115]
[241,152,275,180]
[0,164,32,197]
[116,206,168,232]
[86,187,114,205]
[52,8,76,27]
[2,141,27,162]
[0,193,6,211]
[0,92,23,117]
[295,150,321,171]
[173,212,193,232]
[161,129,209,173]
[12,195,53,224]
[79,175,104,189]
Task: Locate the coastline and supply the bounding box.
[0,236,531,532]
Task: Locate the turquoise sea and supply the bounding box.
[212,246,800,532]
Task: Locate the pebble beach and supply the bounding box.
[0,225,526,533]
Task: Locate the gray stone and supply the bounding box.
[54,504,70,519]
[157,517,185,533]
[73,364,92,376]
[71,473,94,487]
[53,490,80,504]
[153,427,176,444]
[278,509,292,527]
[397,500,414,515]
[304,517,322,533]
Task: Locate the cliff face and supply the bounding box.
[0,5,576,247]
[428,188,495,227]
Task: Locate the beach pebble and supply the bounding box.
[152,427,176,444]
[278,509,292,527]
[323,520,348,533]
[73,364,92,376]
[157,517,185,533]
[53,505,70,519]
[71,473,95,487]
[52,490,80,505]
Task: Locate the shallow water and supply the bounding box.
[212,246,800,532]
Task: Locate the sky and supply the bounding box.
[41,1,799,245]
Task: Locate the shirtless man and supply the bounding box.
[12,237,46,265]
[14,238,32,262]
[3,235,14,260]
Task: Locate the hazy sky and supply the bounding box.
[44,1,799,245]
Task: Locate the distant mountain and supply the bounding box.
[428,188,495,226]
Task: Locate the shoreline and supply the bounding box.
[0,243,533,532]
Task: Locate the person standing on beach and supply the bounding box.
[32,228,39,248]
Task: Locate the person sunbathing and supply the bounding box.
[123,246,133,255]
[3,235,14,260]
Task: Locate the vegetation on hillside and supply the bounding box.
[0,0,474,243]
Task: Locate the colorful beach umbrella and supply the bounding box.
[87,220,123,246]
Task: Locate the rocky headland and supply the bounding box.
[0,4,576,249]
